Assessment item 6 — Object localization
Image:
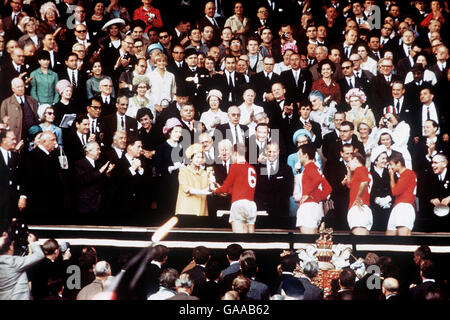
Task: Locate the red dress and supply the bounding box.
[133,6,163,32]
[311,78,341,104]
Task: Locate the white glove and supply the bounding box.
[168,162,184,173]
[189,188,212,195]
[294,161,301,172]
[374,197,382,206]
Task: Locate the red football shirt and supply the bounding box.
[348,166,371,209]
[215,162,256,203]
[301,162,332,203]
[392,169,417,207]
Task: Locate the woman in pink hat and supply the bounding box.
[155,117,184,219]
[344,88,376,130]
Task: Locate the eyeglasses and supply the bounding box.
[342,65,352,69]
[76,29,87,33]
[339,129,351,133]
[159,35,169,39]
[90,106,101,110]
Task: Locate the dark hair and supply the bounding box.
[340,143,354,153]
[75,113,89,125]
[299,143,316,160]
[0,235,12,255]
[125,135,142,148]
[226,243,243,261]
[205,260,222,281]
[420,259,438,280]
[415,245,432,260]
[240,256,258,278]
[150,244,169,262]
[339,267,356,288]
[131,20,146,31]
[341,59,353,67]
[318,58,336,74]
[42,238,59,255]
[88,97,102,108]
[192,246,211,264]
[340,121,354,131]
[280,254,299,272]
[351,152,365,165]
[388,152,405,167]
[37,50,50,61]
[136,108,154,121]
[64,52,78,61]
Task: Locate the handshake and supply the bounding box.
[375,196,392,209]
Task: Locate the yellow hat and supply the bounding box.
[185,143,204,159]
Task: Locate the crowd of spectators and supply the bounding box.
[1,234,449,301]
[0,0,449,235]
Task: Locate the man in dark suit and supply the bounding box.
[58,52,87,113]
[254,142,293,226]
[185,246,211,297]
[102,95,138,150]
[248,5,276,38]
[353,253,383,301]
[195,260,222,301]
[180,48,210,109]
[23,131,63,224]
[390,30,416,65]
[64,114,94,165]
[263,82,294,139]
[249,56,281,105]
[213,106,249,148]
[369,57,401,121]
[404,64,432,111]
[166,274,199,300]
[210,55,247,109]
[279,53,312,104]
[323,142,353,231]
[270,254,301,296]
[39,34,63,73]
[339,29,359,61]
[114,136,146,221]
[292,102,322,151]
[2,0,23,32]
[409,259,438,300]
[0,130,24,230]
[74,141,114,218]
[220,244,242,281]
[178,102,203,144]
[170,18,190,46]
[428,44,448,83]
[388,81,415,126]
[0,47,31,101]
[299,261,324,300]
[196,1,222,46]
[97,79,116,116]
[166,45,186,86]
[382,277,401,301]
[338,59,370,110]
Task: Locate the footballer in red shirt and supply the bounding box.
[387,153,417,236]
[296,143,332,234]
[214,143,257,233]
[345,152,373,235]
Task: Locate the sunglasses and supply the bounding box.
[342,65,352,69]
[159,35,169,39]
[76,29,87,33]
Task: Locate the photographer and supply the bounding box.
[376,111,410,150]
[27,238,72,300]
[0,232,44,300]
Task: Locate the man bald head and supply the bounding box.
[382,277,399,298]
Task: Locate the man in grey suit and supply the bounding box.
[0,232,44,300]
[167,273,200,300]
[0,77,39,141]
[299,261,324,300]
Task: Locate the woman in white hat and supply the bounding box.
[369,148,393,231]
[344,88,376,130]
[175,143,211,216]
[200,89,228,133]
[238,88,263,127]
[37,2,62,35]
[126,75,155,120]
[37,104,63,147]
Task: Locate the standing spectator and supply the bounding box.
[224,2,250,49]
[133,0,163,33]
[311,59,341,104]
[85,60,115,100]
[77,261,112,300]
[1,77,39,141]
[53,80,75,127]
[382,277,401,300]
[409,259,439,300]
[344,88,376,130]
[30,50,59,105]
[147,53,176,116]
[299,261,324,300]
[220,244,243,281]
[0,233,44,300]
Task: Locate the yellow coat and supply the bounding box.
[345,106,376,130]
[175,166,209,216]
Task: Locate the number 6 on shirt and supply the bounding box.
[248,167,257,188]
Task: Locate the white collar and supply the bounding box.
[113,146,123,157]
[38,144,50,155]
[85,156,95,168]
[151,260,162,268]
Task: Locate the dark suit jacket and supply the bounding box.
[254,160,294,218]
[0,61,31,100]
[299,277,324,300]
[24,147,63,219]
[213,123,249,148]
[102,113,138,150]
[186,265,207,297]
[428,62,448,83]
[196,16,222,46]
[195,280,221,301]
[249,71,281,105]
[353,273,383,300]
[279,68,312,103]
[99,97,117,117]
[167,292,200,300]
[323,135,365,165]
[396,57,414,80]
[210,72,247,109]
[369,74,401,120]
[58,68,88,113]
[74,157,104,214]
[338,76,370,110]
[409,280,436,300]
[0,150,21,225]
[180,65,210,108]
[412,101,448,138]
[64,130,87,164]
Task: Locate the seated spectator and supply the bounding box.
[30,50,59,105]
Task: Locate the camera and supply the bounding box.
[59,241,70,253]
[7,219,30,256]
[281,32,287,40]
[381,117,389,128]
[147,13,156,23]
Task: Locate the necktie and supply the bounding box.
[13,14,18,25]
[269,163,275,180]
[20,97,24,107]
[349,78,353,88]
[395,100,400,114]
[91,120,96,134]
[121,116,125,130]
[72,70,77,88]
[294,71,299,86]
[344,46,349,58]
[234,125,240,144]
[82,134,86,146]
[213,18,218,28]
[427,106,431,120]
